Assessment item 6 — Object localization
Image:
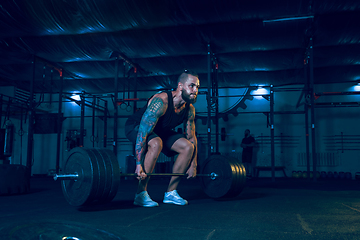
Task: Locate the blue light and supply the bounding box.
[70,95,81,101]
[69,94,81,105]
[252,86,269,99]
[263,16,314,23]
[353,85,360,91]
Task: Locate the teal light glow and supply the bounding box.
[352,85,360,91]
[251,86,269,99]
[70,94,81,101]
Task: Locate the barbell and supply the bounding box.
[54,147,246,206]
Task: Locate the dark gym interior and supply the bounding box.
[1,1,360,239]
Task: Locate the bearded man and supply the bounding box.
[125,70,200,207]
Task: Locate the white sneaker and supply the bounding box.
[163,190,188,205]
[134,191,159,207]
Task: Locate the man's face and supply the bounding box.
[245,130,250,137]
[181,75,200,104]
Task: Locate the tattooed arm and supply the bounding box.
[185,104,198,178]
[135,95,168,177]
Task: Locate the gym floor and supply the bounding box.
[1,176,360,240]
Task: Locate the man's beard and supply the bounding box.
[182,90,197,104]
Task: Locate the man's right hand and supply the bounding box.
[135,164,147,180]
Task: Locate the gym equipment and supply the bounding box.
[200,154,246,198]
[345,172,352,180]
[355,172,360,180]
[0,164,30,195]
[196,127,233,141]
[54,147,246,206]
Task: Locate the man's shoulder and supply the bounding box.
[150,91,169,104]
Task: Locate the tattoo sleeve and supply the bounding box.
[135,97,167,165]
[186,105,198,165]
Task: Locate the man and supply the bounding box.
[240,129,255,178]
[125,71,199,207]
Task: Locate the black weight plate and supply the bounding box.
[224,157,240,198]
[227,158,246,198]
[200,155,233,199]
[238,162,246,189]
[200,155,246,199]
[61,147,100,206]
[98,149,120,203]
[93,148,113,203]
[225,157,240,198]
[88,148,109,203]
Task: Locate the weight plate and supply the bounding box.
[200,154,246,199]
[94,148,113,203]
[224,157,240,198]
[61,147,100,206]
[98,149,120,203]
[88,148,109,203]
[228,159,246,198]
[226,157,239,198]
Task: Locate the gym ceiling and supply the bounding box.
[0,0,360,94]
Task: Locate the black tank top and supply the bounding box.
[125,91,190,133]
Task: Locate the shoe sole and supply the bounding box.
[133,201,159,207]
[163,200,188,206]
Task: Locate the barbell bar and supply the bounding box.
[54,172,218,181]
[56,147,246,207]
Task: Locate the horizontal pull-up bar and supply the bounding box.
[315,91,360,96]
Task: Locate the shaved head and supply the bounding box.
[177,70,198,85]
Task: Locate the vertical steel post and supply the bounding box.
[49,69,53,106]
[207,43,212,157]
[305,97,311,179]
[26,56,36,179]
[92,96,96,148]
[113,58,119,156]
[0,95,3,126]
[309,37,317,182]
[214,63,219,153]
[132,67,138,156]
[56,69,63,174]
[103,101,108,148]
[270,85,275,182]
[80,93,85,147]
[304,55,311,180]
[134,67,138,112]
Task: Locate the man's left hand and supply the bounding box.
[186,165,197,179]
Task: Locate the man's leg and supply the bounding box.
[167,138,194,192]
[244,154,252,177]
[137,137,163,194]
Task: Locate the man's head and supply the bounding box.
[177,71,200,104]
[244,129,250,137]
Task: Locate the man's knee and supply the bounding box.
[183,141,195,155]
[148,137,163,153]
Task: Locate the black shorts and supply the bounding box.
[125,122,185,157]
